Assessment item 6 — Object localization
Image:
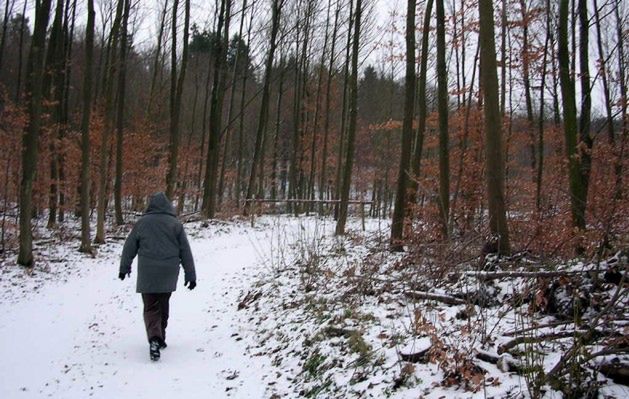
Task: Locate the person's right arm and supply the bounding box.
[119,223,140,278]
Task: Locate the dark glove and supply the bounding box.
[119,272,130,280]
[185,280,196,290]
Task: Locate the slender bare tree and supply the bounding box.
[390,0,416,249]
[79,0,96,254]
[336,0,362,236]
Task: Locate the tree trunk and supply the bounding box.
[436,0,450,237]
[478,0,510,254]
[271,57,286,201]
[450,43,480,221]
[17,0,52,266]
[558,0,586,234]
[14,0,28,102]
[519,0,536,177]
[613,0,627,199]
[409,0,434,205]
[146,0,168,119]
[499,0,507,116]
[178,57,201,214]
[335,0,362,236]
[44,0,66,228]
[577,0,592,203]
[57,0,78,224]
[244,0,282,214]
[95,0,124,244]
[79,0,95,254]
[318,0,341,215]
[202,0,231,218]
[536,0,552,210]
[334,0,353,220]
[218,0,249,208]
[390,0,417,250]
[307,3,331,209]
[166,0,191,201]
[114,0,130,225]
[593,0,615,145]
[0,0,16,74]
[235,6,255,206]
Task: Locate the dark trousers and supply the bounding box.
[141,293,171,343]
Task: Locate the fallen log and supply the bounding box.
[237,290,262,310]
[498,331,583,354]
[324,326,356,338]
[598,361,629,386]
[405,291,466,306]
[462,270,584,281]
[400,346,431,363]
[475,349,522,373]
[503,321,573,337]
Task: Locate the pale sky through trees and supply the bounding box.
[22,0,623,115]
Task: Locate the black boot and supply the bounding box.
[160,330,167,349]
[149,338,161,361]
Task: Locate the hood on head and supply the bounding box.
[145,192,176,216]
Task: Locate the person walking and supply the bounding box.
[119,192,196,361]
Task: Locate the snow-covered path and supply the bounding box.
[0,220,282,399]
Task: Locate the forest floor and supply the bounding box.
[0,215,627,399]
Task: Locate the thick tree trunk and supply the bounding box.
[390,0,417,250]
[478,0,510,254]
[17,0,52,266]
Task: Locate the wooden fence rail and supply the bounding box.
[244,198,373,230]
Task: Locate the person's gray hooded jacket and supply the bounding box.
[119,192,196,293]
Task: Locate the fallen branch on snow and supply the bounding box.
[405,290,466,306]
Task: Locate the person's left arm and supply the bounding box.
[177,224,196,289]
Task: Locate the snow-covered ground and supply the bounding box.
[0,217,299,399]
[1,215,627,399]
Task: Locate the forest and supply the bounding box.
[0,0,627,398]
